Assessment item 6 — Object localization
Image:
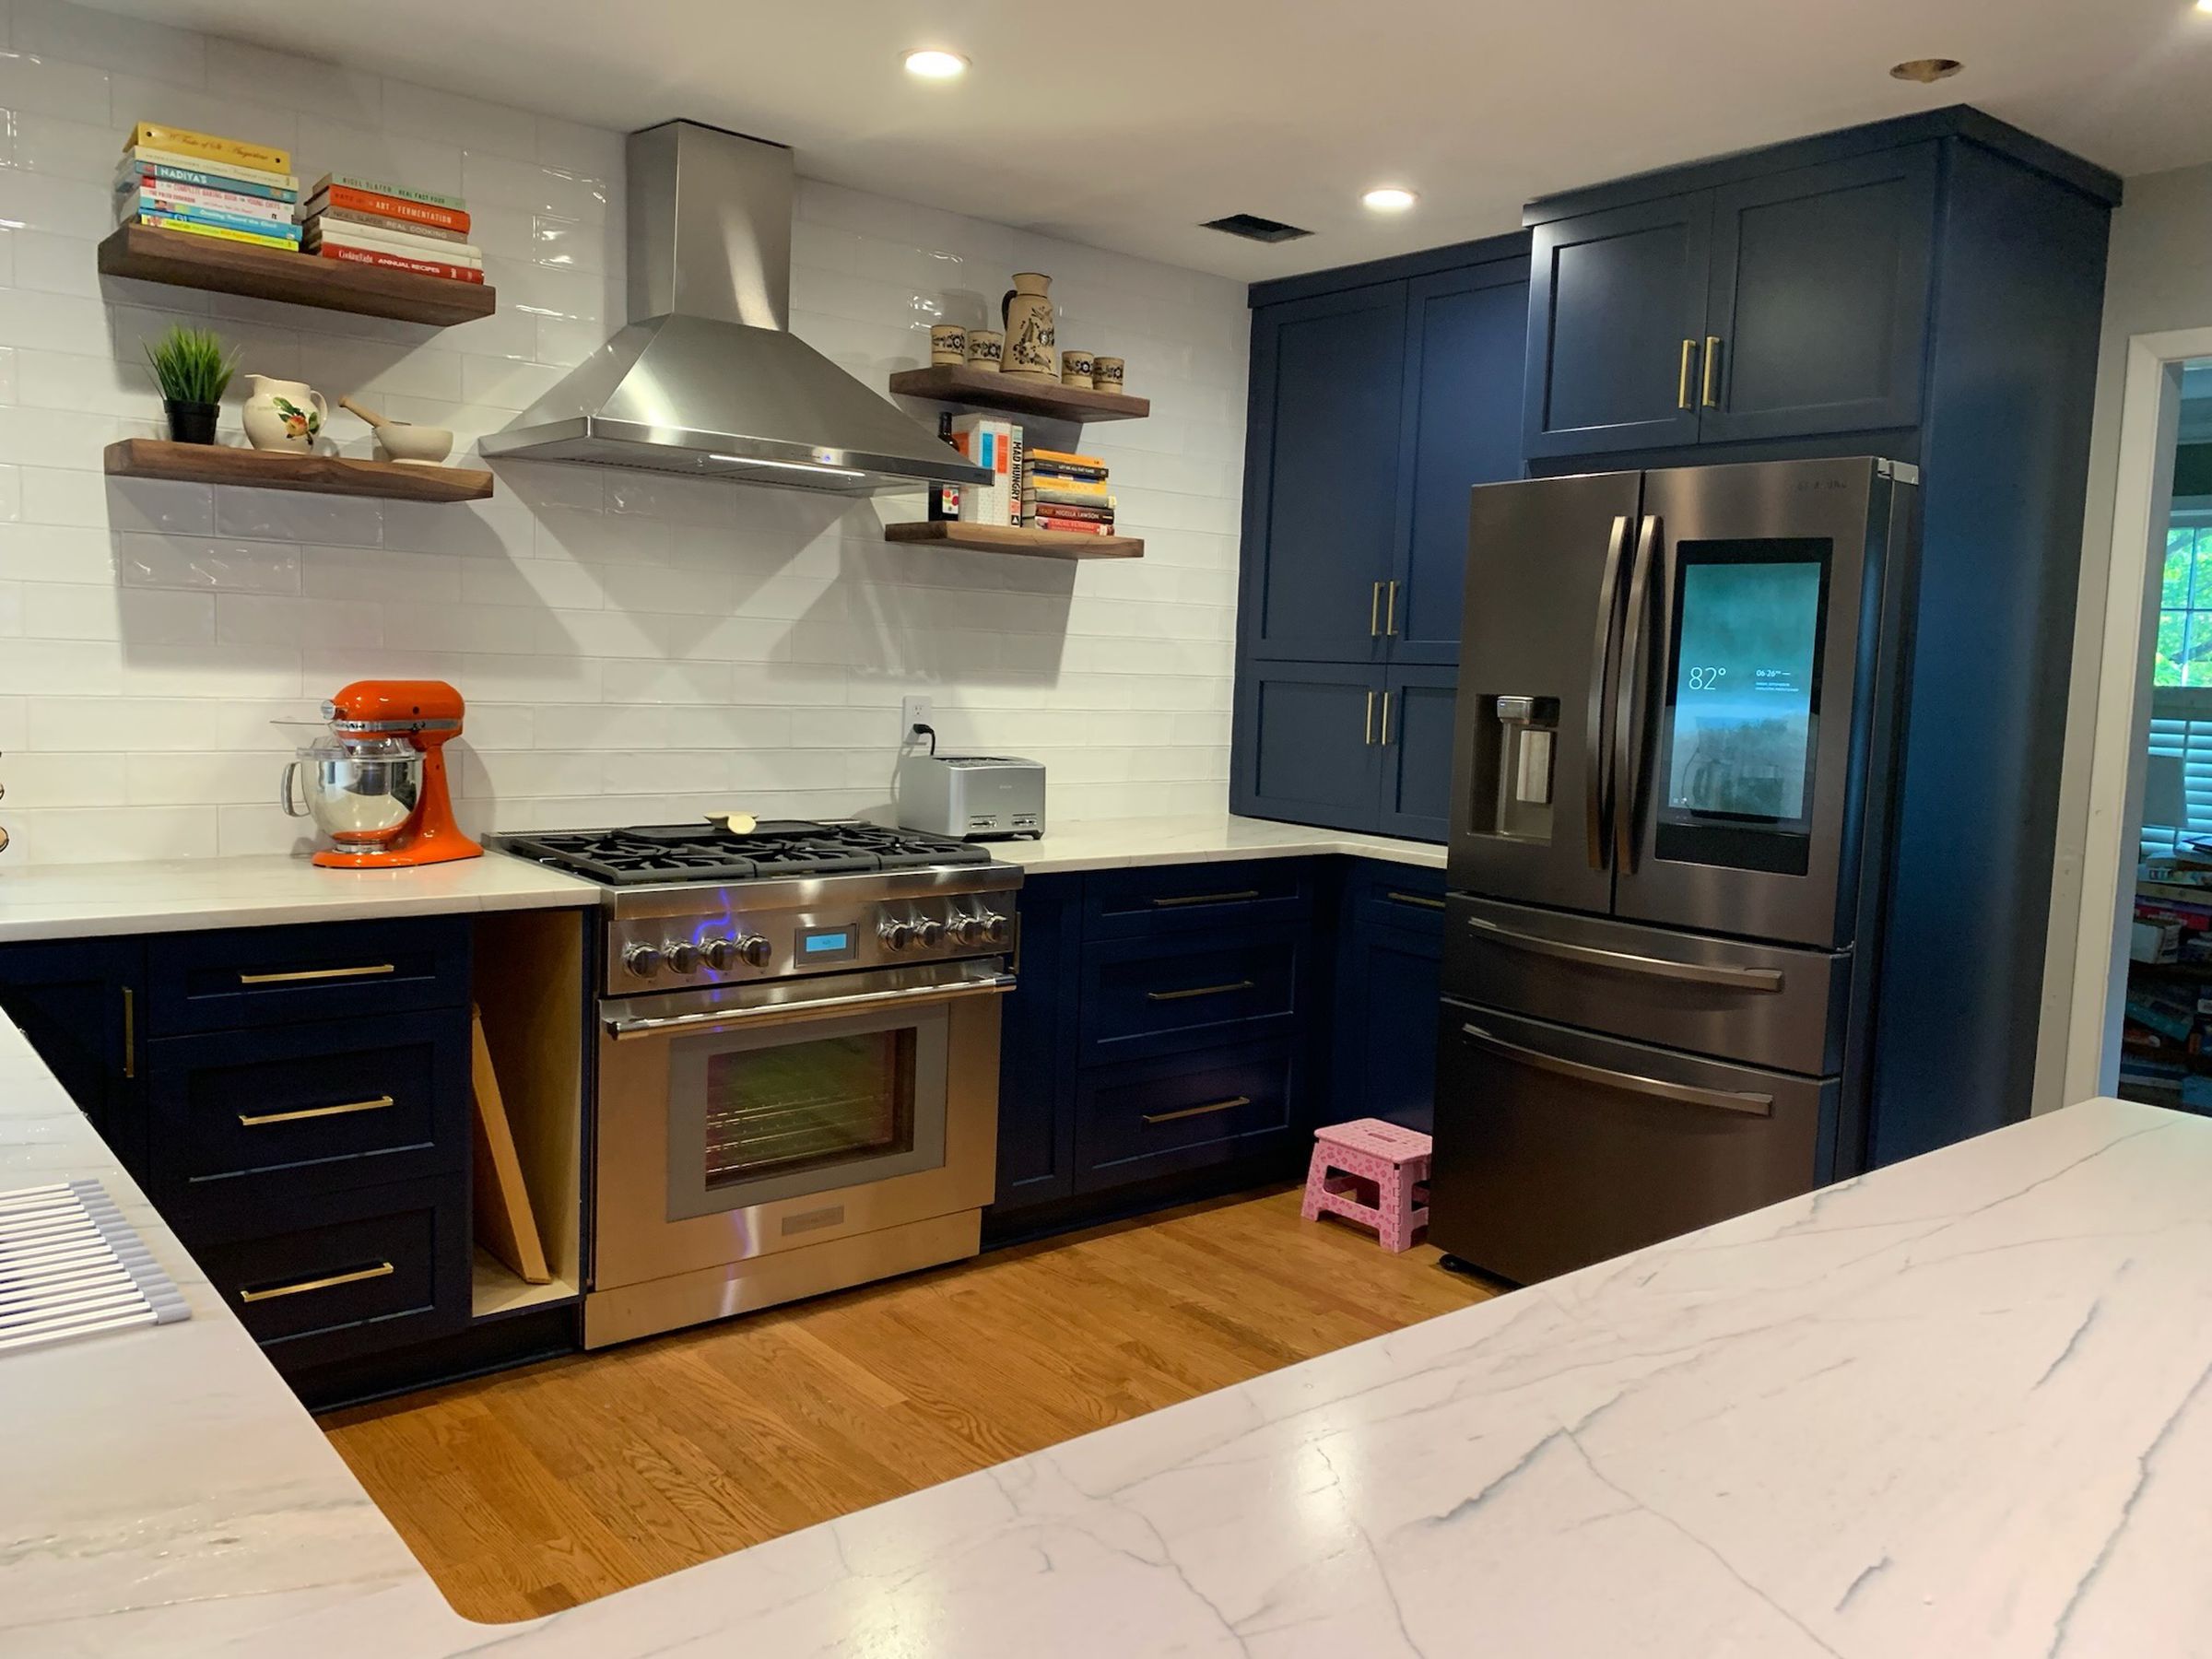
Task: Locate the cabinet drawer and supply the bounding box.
[148,1010,469,1207]
[1075,1040,1297,1192]
[1085,859,1312,939]
[1080,927,1303,1063]
[147,916,470,1035]
[1347,861,1448,937]
[187,1174,468,1370]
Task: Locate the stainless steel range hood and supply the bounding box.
[481,122,990,496]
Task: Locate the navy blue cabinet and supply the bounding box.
[1393,263,1531,664]
[1524,145,1940,460]
[1331,864,1446,1133]
[0,937,143,1170]
[1378,666,1458,841]
[1242,283,1406,664]
[1524,195,1712,459]
[1234,664,1384,832]
[993,874,1078,1212]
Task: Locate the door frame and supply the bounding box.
[2058,324,2212,1108]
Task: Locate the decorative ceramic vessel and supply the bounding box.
[929,324,968,366]
[1093,356,1126,396]
[241,374,327,453]
[1059,348,1096,390]
[161,398,218,445]
[965,329,1004,371]
[1000,272,1055,381]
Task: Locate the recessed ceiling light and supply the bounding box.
[903,49,969,79]
[1888,57,1964,83]
[1362,186,1418,212]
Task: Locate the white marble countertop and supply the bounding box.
[10,997,2210,1658]
[0,850,596,941]
[1000,814,1446,876]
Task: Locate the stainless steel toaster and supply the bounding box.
[895,754,1045,840]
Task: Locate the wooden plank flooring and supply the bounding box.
[324,1183,1495,1624]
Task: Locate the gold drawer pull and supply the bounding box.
[237,1094,394,1128]
[1143,1095,1251,1124]
[1148,889,1261,909]
[239,1261,394,1304]
[238,962,396,985]
[1147,980,1256,1003]
[1385,890,1447,911]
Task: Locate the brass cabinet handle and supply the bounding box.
[1369,581,1382,638]
[1379,689,1394,745]
[1385,890,1446,911]
[1142,1095,1251,1124]
[1146,980,1255,1003]
[1149,889,1261,909]
[1677,338,1697,410]
[1383,579,1399,637]
[239,1261,394,1303]
[121,986,135,1080]
[238,962,396,986]
[237,1094,394,1128]
[1365,689,1376,746]
[1701,335,1722,408]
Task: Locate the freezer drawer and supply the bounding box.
[1430,999,1833,1285]
[1441,895,1846,1075]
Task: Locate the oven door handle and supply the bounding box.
[604,972,1018,1040]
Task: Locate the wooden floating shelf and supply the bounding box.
[104,440,494,503]
[886,521,1143,560]
[887,364,1150,422]
[97,223,497,327]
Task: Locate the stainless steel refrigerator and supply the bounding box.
[1430,456,1918,1284]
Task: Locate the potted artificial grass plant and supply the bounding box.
[143,324,240,445]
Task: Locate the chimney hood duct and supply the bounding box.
[481,121,990,495]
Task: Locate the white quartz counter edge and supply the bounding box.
[998,814,1446,876]
[0,849,597,941]
[9,978,2207,1659]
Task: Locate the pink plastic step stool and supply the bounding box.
[1300,1118,1432,1253]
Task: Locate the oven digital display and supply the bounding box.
[796,925,856,963]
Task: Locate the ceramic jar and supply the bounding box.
[1094,356,1126,396]
[241,374,327,453]
[1000,272,1055,381]
[929,324,967,366]
[965,329,1004,371]
[1059,348,1096,390]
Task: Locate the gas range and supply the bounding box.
[499,819,1024,996]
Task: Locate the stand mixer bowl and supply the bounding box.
[281,735,421,845]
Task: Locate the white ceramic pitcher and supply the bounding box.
[241,373,327,453]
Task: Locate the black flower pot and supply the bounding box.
[162,398,219,445]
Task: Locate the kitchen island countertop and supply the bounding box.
[7,970,2209,1657]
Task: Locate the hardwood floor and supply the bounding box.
[323,1184,1495,1624]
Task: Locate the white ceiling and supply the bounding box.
[84,0,2212,281]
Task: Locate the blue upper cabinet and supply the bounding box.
[1392,263,1529,664]
[1523,195,1712,459]
[1524,142,1943,461]
[1700,147,1936,444]
[1242,282,1407,663]
[1233,663,1386,832]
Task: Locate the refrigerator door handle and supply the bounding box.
[1463,915,1784,992]
[1612,513,1662,875]
[1583,513,1633,870]
[1457,1023,1775,1117]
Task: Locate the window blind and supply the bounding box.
[2143,685,2212,857]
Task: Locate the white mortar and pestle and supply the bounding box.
[340,395,455,465]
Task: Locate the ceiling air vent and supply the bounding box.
[1201,213,1312,244]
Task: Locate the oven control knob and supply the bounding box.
[916,919,946,948]
[700,937,736,970]
[980,911,1008,945]
[624,943,665,978]
[951,915,985,946]
[736,933,773,968]
[664,940,700,974]
[879,920,913,952]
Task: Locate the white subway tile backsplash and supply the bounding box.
[0,0,1248,861]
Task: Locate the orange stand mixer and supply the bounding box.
[280,679,482,868]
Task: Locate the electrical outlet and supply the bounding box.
[900,695,935,744]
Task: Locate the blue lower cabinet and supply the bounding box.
[1085,858,1313,938]
[184,1172,471,1373]
[1075,1038,1299,1192]
[1079,924,1304,1065]
[1333,864,1446,1133]
[147,1008,470,1213]
[147,914,470,1036]
[994,875,1080,1213]
[0,936,143,1169]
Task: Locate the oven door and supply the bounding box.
[593,959,1011,1291]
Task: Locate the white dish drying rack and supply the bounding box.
[0,1178,189,1355]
